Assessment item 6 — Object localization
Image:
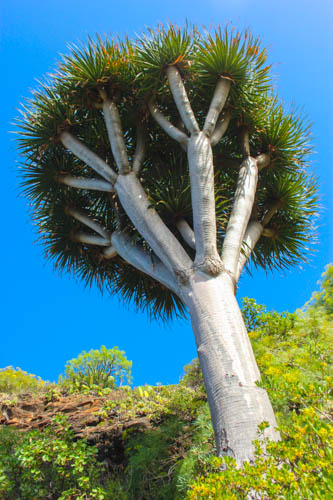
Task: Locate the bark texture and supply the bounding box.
[181,271,279,463]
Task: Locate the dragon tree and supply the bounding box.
[18,25,317,463]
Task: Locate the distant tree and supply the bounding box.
[18,25,318,463]
[59,345,132,392]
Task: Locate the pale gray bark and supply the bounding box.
[182,271,279,463]
[115,172,193,278]
[166,66,199,134]
[60,132,117,183]
[66,207,110,239]
[73,233,110,246]
[102,100,130,174]
[111,231,180,294]
[235,221,263,283]
[210,110,231,146]
[148,100,189,150]
[132,125,146,174]
[188,132,223,275]
[256,153,271,171]
[235,200,282,282]
[222,157,258,278]
[176,218,195,249]
[204,78,231,137]
[102,245,118,259]
[58,175,114,192]
[239,127,251,158]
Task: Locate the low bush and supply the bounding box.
[0,366,45,395]
[0,415,106,499]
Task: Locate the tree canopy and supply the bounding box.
[18,24,318,319]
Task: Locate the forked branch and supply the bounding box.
[148,100,189,151]
[150,66,229,275]
[115,173,193,277]
[61,106,193,281]
[111,231,180,295]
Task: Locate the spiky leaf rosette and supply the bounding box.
[17,24,318,319]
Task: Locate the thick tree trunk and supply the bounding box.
[181,271,279,464]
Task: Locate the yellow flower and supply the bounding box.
[318,428,328,438]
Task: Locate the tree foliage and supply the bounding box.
[17,24,318,319]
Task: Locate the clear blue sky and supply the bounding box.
[1,0,332,386]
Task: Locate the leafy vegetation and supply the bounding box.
[0,367,45,395]
[0,265,332,498]
[59,345,132,393]
[0,416,106,499]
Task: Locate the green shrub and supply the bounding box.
[187,408,333,499]
[0,366,45,395]
[59,345,132,393]
[0,415,106,499]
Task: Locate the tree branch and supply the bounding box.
[256,153,271,171]
[132,124,146,174]
[188,132,223,275]
[262,227,277,238]
[210,110,231,146]
[58,175,114,192]
[261,200,283,226]
[72,232,110,246]
[60,132,117,183]
[102,245,118,259]
[204,78,231,137]
[166,66,199,134]
[239,127,250,158]
[235,221,263,283]
[115,172,193,278]
[65,207,110,239]
[102,100,131,174]
[176,218,195,249]
[111,231,181,295]
[222,156,258,278]
[148,100,189,151]
[235,200,283,282]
